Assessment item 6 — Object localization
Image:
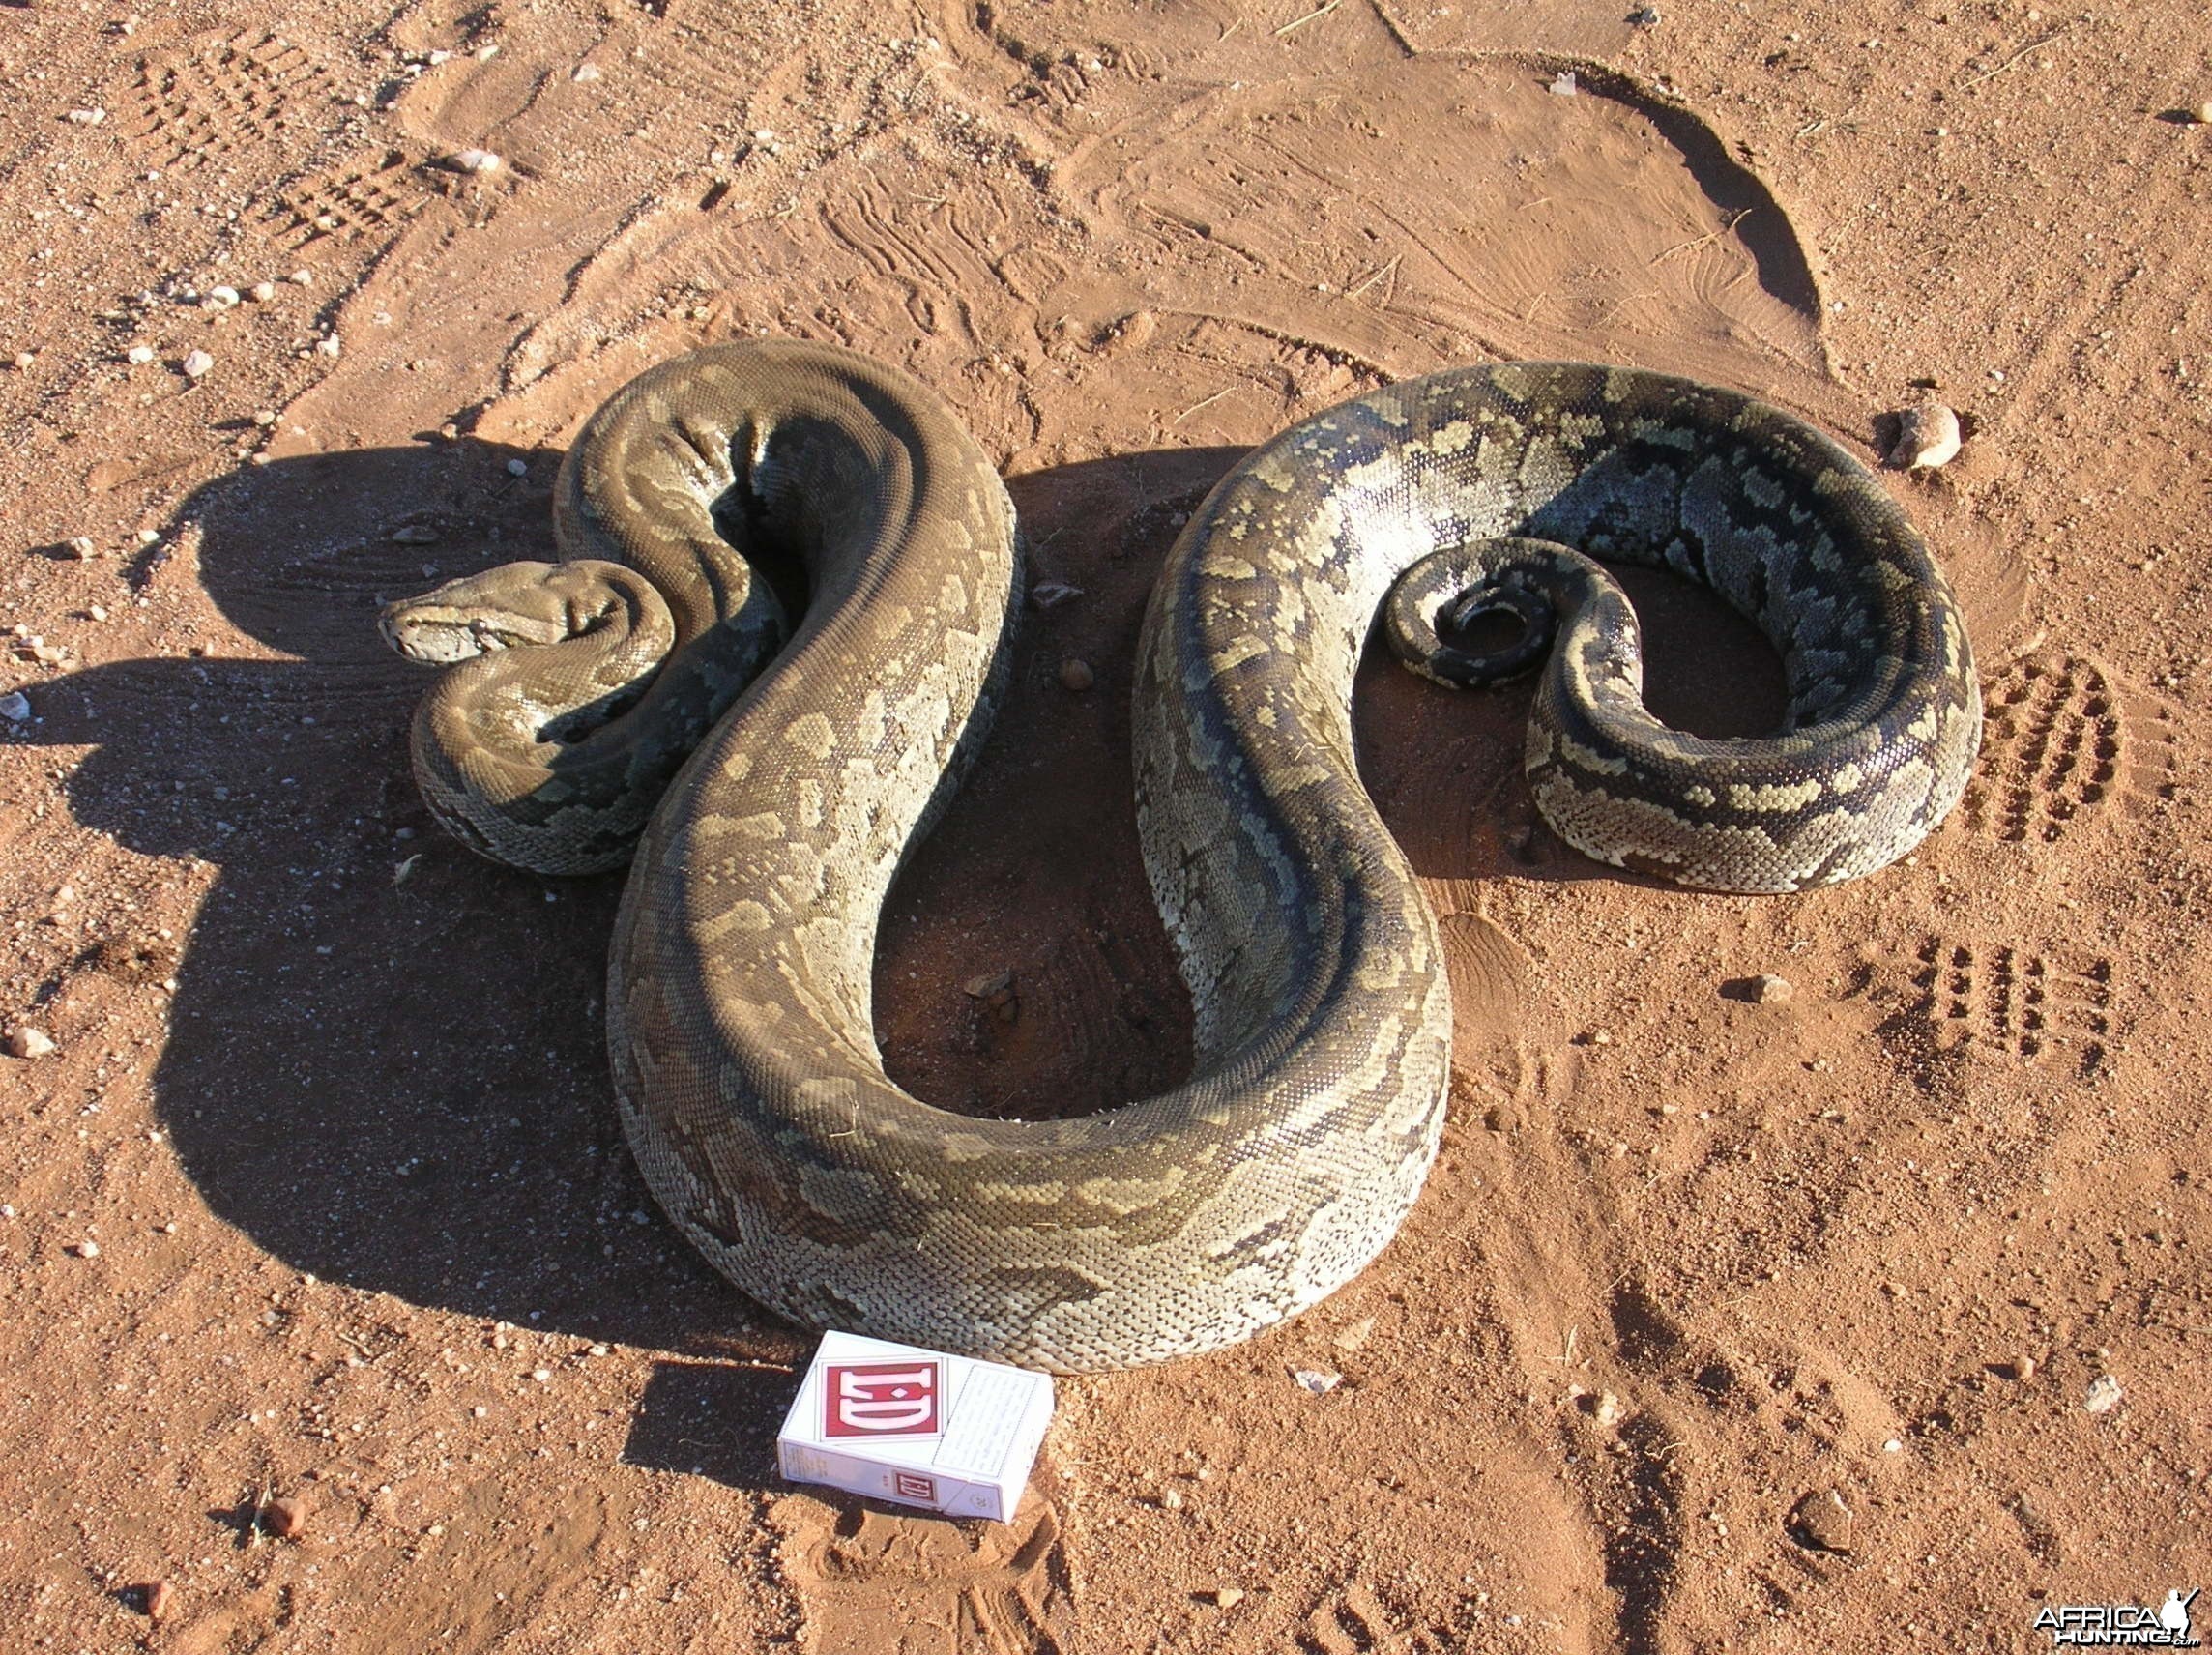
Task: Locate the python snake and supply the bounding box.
[381,340,1980,1372]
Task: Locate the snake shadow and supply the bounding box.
[15,428,1784,1478]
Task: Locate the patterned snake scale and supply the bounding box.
[381,340,1981,1372]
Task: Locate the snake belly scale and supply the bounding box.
[381,341,1980,1373]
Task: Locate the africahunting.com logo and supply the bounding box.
[2034,1589,2199,1648]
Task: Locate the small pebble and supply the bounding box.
[1030,580,1084,610]
[253,409,277,427]
[0,691,30,722]
[472,1404,489,1417]
[2193,101,2212,125]
[1158,1487,1184,1510]
[1888,403,1962,471]
[289,269,313,285]
[2009,1354,2037,1381]
[125,344,155,364]
[72,1239,100,1258]
[587,1343,609,1357]
[5,1027,57,1059]
[1787,1488,1854,1553]
[66,107,106,125]
[249,281,277,303]
[1058,658,1094,691]
[1592,1391,1628,1428]
[1208,1586,1245,1609]
[506,457,530,477]
[389,523,441,545]
[66,536,98,560]
[532,1367,553,1382]
[87,604,107,622]
[9,351,34,370]
[264,1495,308,1539]
[1753,973,1794,1004]
[446,148,502,174]
[142,1581,174,1620]
[2084,1374,2123,1414]
[1549,70,1578,96]
[316,335,342,358]
[205,285,241,308]
[1332,1316,1375,1352]
[572,62,603,82]
[181,349,215,379]
[1291,1366,1343,1395]
[135,528,160,545]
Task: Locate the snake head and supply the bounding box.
[379,561,652,663]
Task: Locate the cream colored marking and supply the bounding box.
[1417,419,1475,456]
[1726,778,1826,813]
[795,779,825,831]
[1209,635,1270,675]
[782,711,836,759]
[972,1181,1071,1205]
[1559,734,1631,776]
[1076,1171,1188,1216]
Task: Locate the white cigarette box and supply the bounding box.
[775,1330,1055,1523]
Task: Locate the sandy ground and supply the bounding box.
[1,0,2208,1649]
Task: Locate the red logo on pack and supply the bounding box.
[893,1470,937,1503]
[824,1361,942,1438]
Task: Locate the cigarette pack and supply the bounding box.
[775,1330,1055,1523]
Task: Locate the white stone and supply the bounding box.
[1888,403,1962,471]
[6,1027,57,1059]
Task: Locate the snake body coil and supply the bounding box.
[382,342,1979,1372]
